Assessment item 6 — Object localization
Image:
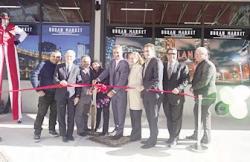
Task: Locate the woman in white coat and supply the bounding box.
[127,52,144,141]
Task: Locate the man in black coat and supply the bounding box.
[30,50,62,142]
[141,43,163,149]
[186,47,217,144]
[162,48,189,147]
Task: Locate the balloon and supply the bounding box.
[215,101,229,116]
[229,101,248,119]
[233,85,250,101]
[219,87,234,104]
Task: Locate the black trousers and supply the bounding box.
[130,109,142,140]
[34,93,57,135]
[142,93,160,144]
[95,105,110,133]
[193,95,216,132]
[56,97,75,137]
[163,98,184,140]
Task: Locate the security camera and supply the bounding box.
[95,0,101,11]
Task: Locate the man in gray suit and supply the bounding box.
[75,55,93,137]
[54,50,82,142]
[141,43,163,149]
[162,48,189,148]
[93,45,129,140]
[186,47,217,144]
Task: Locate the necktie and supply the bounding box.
[168,63,172,79]
[66,65,71,74]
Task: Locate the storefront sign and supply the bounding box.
[155,27,201,38]
[205,28,250,40]
[107,26,152,37]
[16,24,38,35]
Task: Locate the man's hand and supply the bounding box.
[60,80,68,86]
[87,88,93,95]
[92,79,98,85]
[107,91,115,98]
[74,97,80,106]
[37,91,45,97]
[172,88,180,95]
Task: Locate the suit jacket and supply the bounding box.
[98,59,129,94]
[192,59,217,97]
[141,57,163,99]
[79,68,93,104]
[163,61,189,105]
[53,63,82,101]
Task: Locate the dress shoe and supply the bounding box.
[99,132,109,136]
[110,134,123,140]
[130,136,141,142]
[168,140,177,148]
[84,128,92,132]
[67,136,75,141]
[62,136,68,142]
[201,134,211,144]
[34,134,41,142]
[49,130,59,137]
[186,133,197,140]
[78,132,87,137]
[141,143,156,149]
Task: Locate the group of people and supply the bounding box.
[0,9,217,148]
[28,43,216,149]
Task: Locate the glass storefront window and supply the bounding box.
[0,0,40,22]
[42,0,92,23]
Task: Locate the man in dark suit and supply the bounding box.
[93,45,129,140]
[30,50,61,142]
[54,50,82,142]
[186,47,217,144]
[162,48,189,147]
[75,55,93,136]
[141,43,163,149]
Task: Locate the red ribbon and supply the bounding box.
[0,83,196,98]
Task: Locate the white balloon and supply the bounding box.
[229,101,248,119]
[219,86,234,104]
[233,85,250,101]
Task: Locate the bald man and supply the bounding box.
[186,47,217,144]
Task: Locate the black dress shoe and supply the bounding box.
[62,136,68,142]
[49,130,59,137]
[67,136,75,141]
[78,132,87,137]
[99,132,109,136]
[110,134,123,140]
[186,133,197,140]
[168,140,177,148]
[34,134,41,142]
[141,143,156,149]
[201,135,210,144]
[130,137,141,142]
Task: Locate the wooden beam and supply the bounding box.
[177,2,189,25]
[160,3,168,25]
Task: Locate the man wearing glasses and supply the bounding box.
[30,50,62,142]
[162,48,189,148]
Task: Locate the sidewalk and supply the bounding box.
[0,113,250,162]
